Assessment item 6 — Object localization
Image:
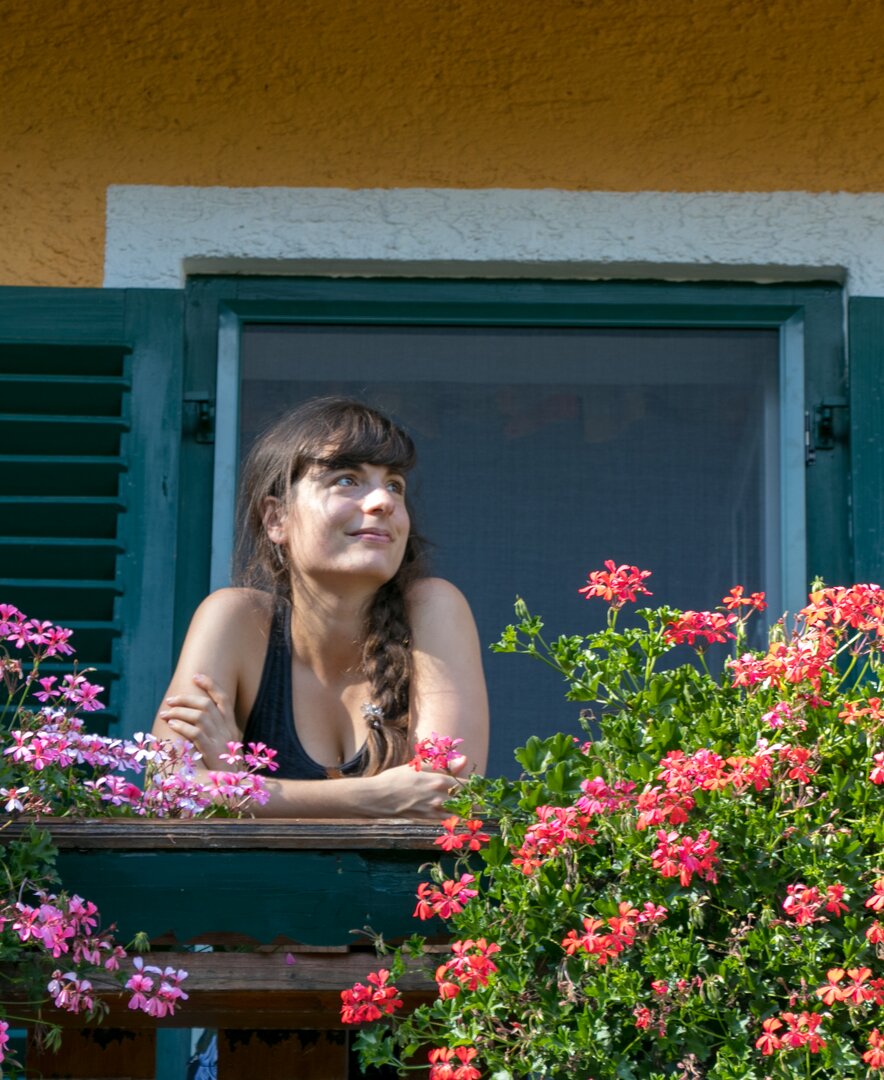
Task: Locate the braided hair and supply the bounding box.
[233,397,428,775]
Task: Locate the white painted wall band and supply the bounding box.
[105,186,884,295]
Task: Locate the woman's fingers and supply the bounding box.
[159,683,224,752]
[447,754,468,777]
[415,754,467,778]
[165,718,201,744]
[162,677,229,718]
[155,675,239,772]
[161,706,211,726]
[418,770,463,816]
[192,672,230,711]
[162,693,215,712]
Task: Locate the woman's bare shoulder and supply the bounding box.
[406,576,473,618]
[194,586,276,617]
[187,588,276,646]
[406,578,480,647]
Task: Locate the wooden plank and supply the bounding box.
[0,818,442,850]
[848,298,884,584]
[2,952,441,1013]
[176,276,224,648]
[128,949,436,991]
[88,989,435,1030]
[118,288,184,741]
[31,953,437,1030]
[0,288,126,344]
[51,848,428,944]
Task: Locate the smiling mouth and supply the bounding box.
[349,529,393,541]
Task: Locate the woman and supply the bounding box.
[152,397,489,817]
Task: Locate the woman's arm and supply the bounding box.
[152,588,269,759]
[254,761,467,818]
[408,577,490,775]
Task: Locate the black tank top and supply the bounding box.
[242,601,368,780]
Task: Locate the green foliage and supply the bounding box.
[352,576,884,1079]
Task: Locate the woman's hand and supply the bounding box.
[157,673,241,771]
[369,755,468,819]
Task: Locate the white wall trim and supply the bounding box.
[105,186,884,295]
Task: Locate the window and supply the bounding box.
[232,323,784,608]
[181,277,849,774]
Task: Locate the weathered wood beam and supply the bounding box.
[0,817,442,850]
[20,952,437,1029]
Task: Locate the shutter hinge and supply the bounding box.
[805,398,848,466]
[183,391,215,444]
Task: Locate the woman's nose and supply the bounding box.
[363,484,395,514]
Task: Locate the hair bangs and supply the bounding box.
[295,403,416,479]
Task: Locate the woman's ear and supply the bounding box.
[261,497,287,544]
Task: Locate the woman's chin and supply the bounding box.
[308,557,404,591]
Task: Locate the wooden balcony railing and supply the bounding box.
[1,819,443,1078]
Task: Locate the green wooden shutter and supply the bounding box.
[0,342,130,731]
[848,298,884,585]
[0,288,183,737]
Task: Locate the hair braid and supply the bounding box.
[360,576,416,775]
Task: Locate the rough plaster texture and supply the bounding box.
[106,186,884,296]
[6,0,884,286]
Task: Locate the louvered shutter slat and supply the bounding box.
[0,345,131,732]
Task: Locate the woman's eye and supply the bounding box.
[333,475,357,488]
[387,478,406,495]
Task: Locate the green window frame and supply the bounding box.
[847,298,884,585]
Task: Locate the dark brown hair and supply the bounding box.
[233,397,428,775]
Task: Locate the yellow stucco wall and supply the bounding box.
[5,0,884,287]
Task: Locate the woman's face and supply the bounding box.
[268,459,410,588]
